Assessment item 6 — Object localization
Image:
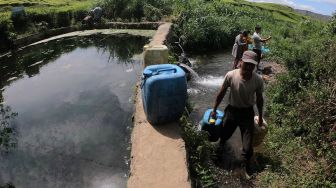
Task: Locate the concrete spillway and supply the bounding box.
[127,23,191,188]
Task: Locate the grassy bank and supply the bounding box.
[0,0,95,52]
[0,0,174,52]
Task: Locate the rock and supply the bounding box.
[262,65,272,75]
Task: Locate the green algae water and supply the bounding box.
[0,35,149,188]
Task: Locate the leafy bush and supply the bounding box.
[180,114,217,187]
[56,11,72,27]
[97,0,172,21]
[0,19,16,52]
[262,17,336,187]
[143,4,163,21]
[11,6,28,31]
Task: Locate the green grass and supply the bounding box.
[225,0,308,23]
[0,0,90,6]
[0,0,95,19]
[26,1,93,14]
[0,12,11,22]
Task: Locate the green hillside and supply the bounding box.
[0,0,94,19]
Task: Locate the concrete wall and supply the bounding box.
[143,23,172,67]
[128,23,191,188]
[12,22,165,50]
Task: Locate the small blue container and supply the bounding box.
[248,44,270,54]
[141,64,187,125]
[201,109,225,142]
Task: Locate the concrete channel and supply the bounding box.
[127,23,191,188]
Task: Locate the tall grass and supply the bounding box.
[0,0,95,51]
[96,0,173,21]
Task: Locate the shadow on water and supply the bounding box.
[0,34,149,188]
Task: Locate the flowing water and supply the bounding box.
[0,35,149,188]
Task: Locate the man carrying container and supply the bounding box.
[210,50,264,177]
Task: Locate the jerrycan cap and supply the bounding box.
[209,118,216,124]
[143,69,152,78]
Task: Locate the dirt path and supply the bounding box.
[127,85,191,188]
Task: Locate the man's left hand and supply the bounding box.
[258,116,263,127]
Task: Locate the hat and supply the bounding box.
[242,51,258,65]
[255,25,261,29]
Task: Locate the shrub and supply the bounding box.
[11,6,28,31]
[143,4,163,21]
[0,19,15,52]
[56,11,72,27]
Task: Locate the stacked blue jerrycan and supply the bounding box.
[141,64,187,125]
[201,109,225,142]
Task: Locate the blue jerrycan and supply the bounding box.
[201,109,225,142]
[141,64,187,125]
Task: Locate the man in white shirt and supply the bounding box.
[252,25,271,69]
[211,50,264,176]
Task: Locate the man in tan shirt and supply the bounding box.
[211,50,264,173]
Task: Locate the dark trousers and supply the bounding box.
[253,49,262,66]
[220,105,254,161]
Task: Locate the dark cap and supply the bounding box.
[255,25,261,29]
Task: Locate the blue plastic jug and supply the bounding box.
[141,64,187,125]
[201,109,225,142]
[248,44,270,54]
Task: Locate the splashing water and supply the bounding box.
[195,75,224,88]
[178,63,200,80]
[187,88,201,94]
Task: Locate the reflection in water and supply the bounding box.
[0,35,147,85]
[0,104,17,153]
[0,34,148,188]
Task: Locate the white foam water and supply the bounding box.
[187,88,201,94]
[178,63,200,79]
[195,75,224,88]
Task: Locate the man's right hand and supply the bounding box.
[210,110,217,118]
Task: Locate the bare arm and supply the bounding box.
[211,84,228,117]
[237,40,247,46]
[261,36,272,43]
[256,91,264,126]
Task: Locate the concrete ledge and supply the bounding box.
[143,23,172,67]
[11,22,166,51]
[127,85,191,188]
[149,23,172,46]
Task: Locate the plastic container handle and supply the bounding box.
[152,68,176,75]
[141,68,177,88]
